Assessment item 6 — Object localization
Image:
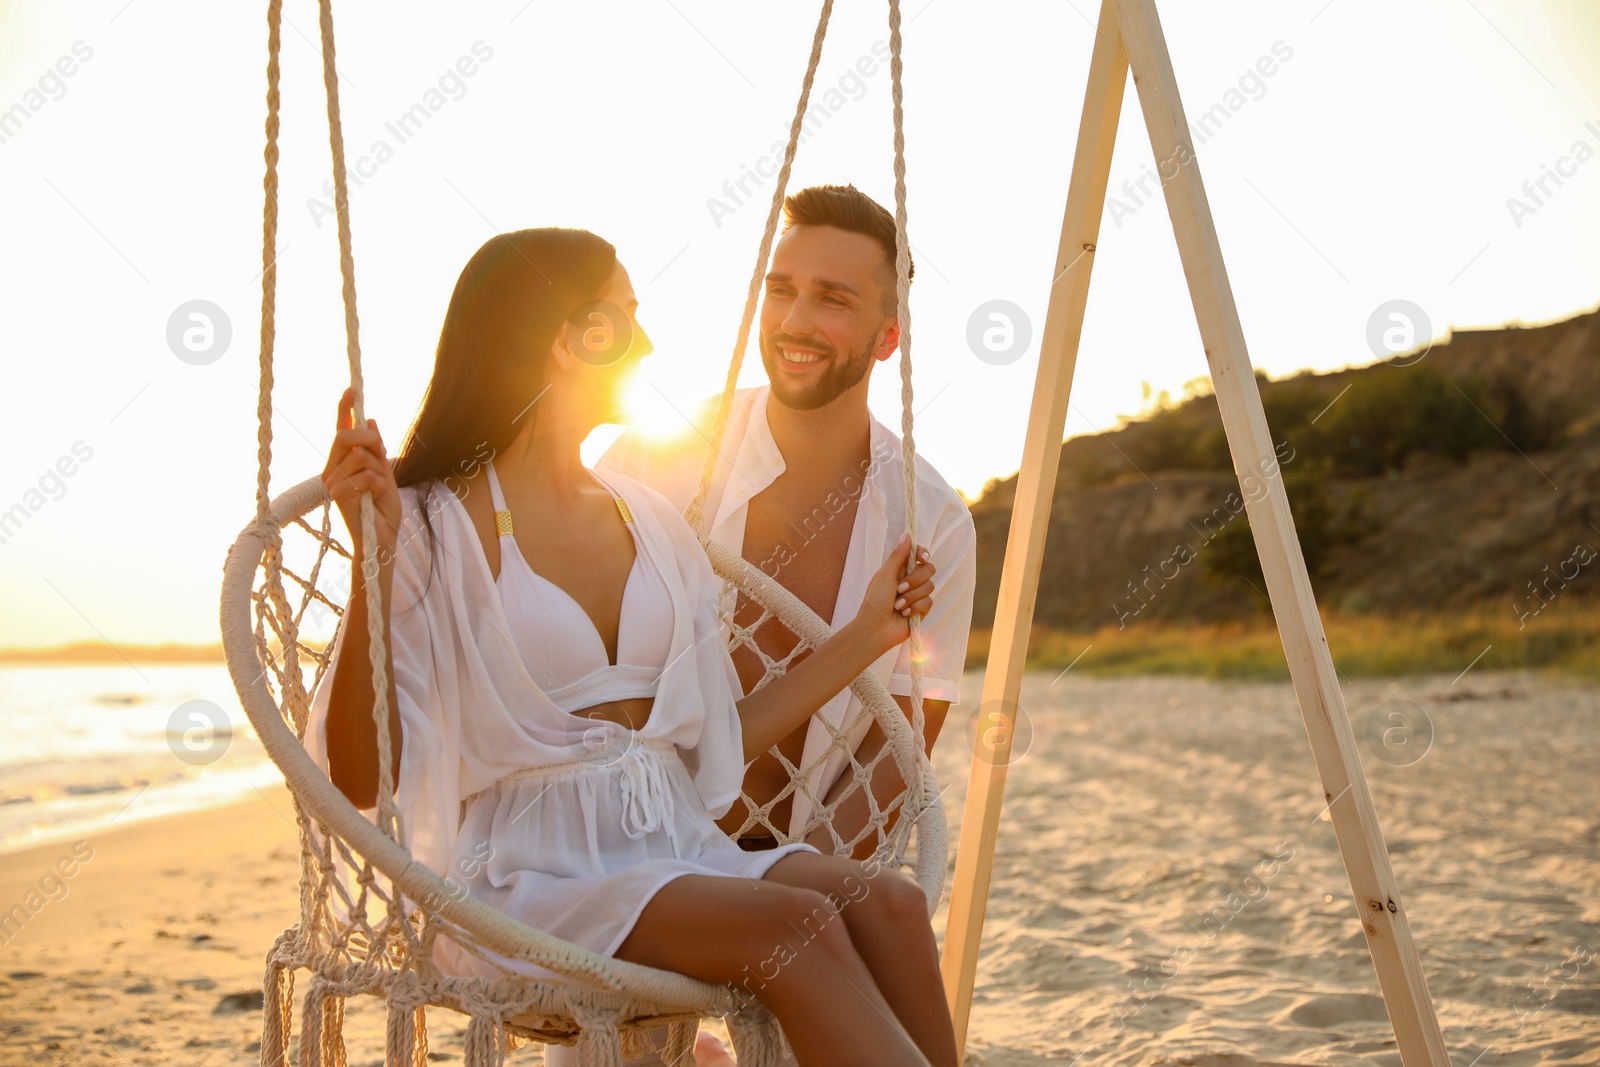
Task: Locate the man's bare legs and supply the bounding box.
[614,863,941,1066]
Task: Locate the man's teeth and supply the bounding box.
[783,349,824,364]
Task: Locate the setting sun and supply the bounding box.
[621,361,705,442]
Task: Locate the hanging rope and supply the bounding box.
[684,0,836,535]
[886,0,928,791]
[253,0,282,537]
[252,0,401,844]
[685,0,928,795]
[253,0,331,944]
[312,0,403,844]
[249,0,319,741]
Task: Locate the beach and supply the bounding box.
[2,669,1596,1065]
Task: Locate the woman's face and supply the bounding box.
[553,259,653,427]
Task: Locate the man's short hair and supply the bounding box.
[780,184,914,312]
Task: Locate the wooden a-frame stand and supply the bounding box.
[936,1,1450,1063]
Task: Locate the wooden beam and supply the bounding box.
[1110,0,1449,1062]
[938,0,1129,1054]
[939,2,1449,1062]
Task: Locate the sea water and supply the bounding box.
[0,663,284,853]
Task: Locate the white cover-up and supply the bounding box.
[304,467,818,981]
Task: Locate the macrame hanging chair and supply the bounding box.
[219,0,948,1063]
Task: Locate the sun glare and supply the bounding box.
[622,365,701,441]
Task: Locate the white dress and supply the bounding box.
[304,463,818,983]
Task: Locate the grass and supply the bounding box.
[965,599,1600,681]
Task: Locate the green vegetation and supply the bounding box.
[1084,362,1554,486]
[1200,457,1377,598]
[966,600,1600,681]
[1064,360,1567,602]
[1308,364,1551,476]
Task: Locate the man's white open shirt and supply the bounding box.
[598,384,976,839]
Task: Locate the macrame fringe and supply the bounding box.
[385,978,428,1067]
[462,1013,505,1067]
[662,1021,697,1066]
[578,1026,622,1067]
[261,956,295,1067]
[301,982,347,1067]
[413,1003,430,1066]
[567,1000,624,1067]
[727,1006,792,1067]
[618,1024,661,1060]
[299,989,319,1067]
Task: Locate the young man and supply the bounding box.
[599,184,976,859]
[574,189,974,1066]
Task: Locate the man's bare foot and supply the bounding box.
[693,1029,736,1066]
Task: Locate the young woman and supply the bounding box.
[307,228,958,1067]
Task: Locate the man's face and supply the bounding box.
[758,225,897,412]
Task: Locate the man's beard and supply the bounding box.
[759,330,875,412]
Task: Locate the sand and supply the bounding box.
[2,670,1596,1065]
[928,670,1600,1066]
[0,784,307,1063]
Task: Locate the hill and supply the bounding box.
[967,303,1600,636]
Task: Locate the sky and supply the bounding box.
[0,0,1597,650]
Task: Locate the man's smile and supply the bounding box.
[778,344,829,365]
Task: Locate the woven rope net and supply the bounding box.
[219,1,945,1064]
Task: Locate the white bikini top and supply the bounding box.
[485,461,673,714]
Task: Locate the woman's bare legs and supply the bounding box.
[614,871,931,1066]
[760,851,959,1067]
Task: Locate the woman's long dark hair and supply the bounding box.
[386,227,618,587]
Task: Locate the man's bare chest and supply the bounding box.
[740,478,864,627]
